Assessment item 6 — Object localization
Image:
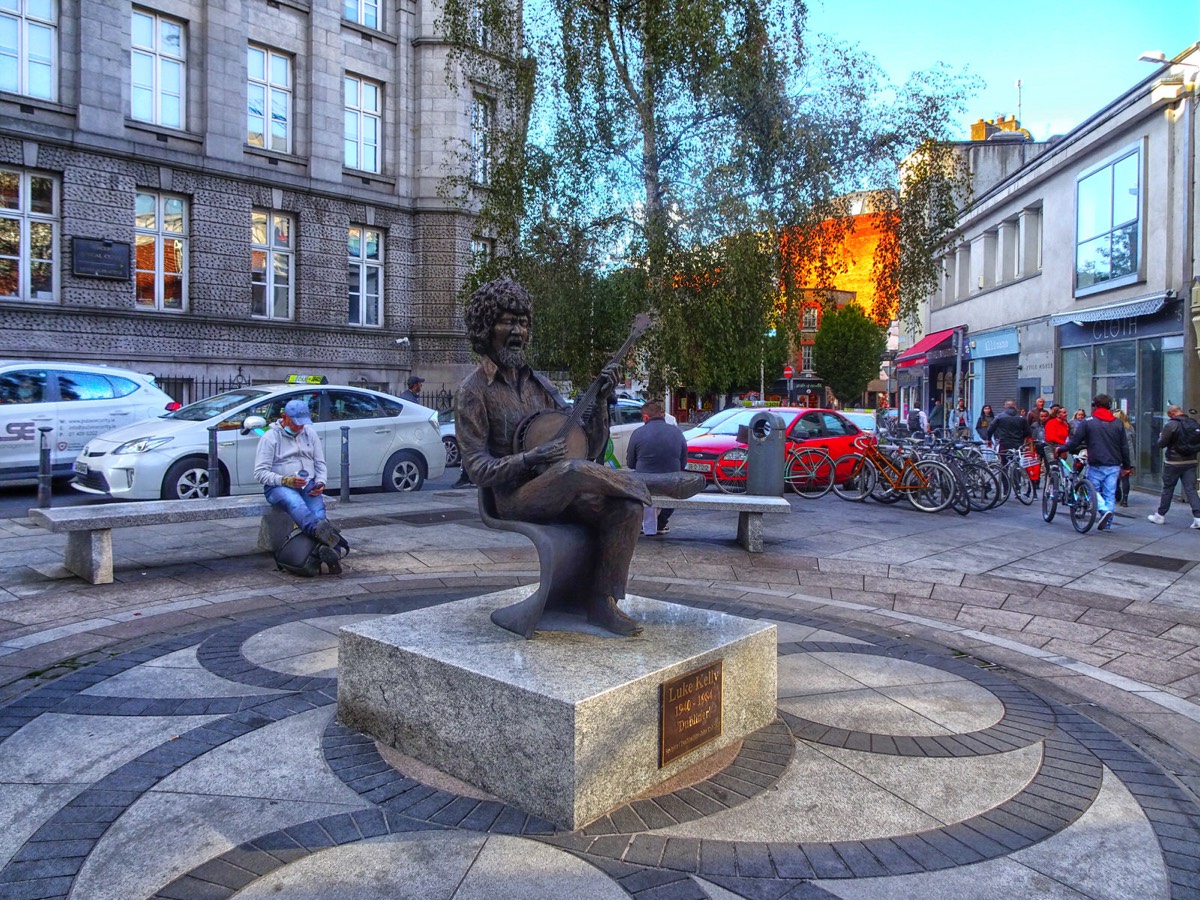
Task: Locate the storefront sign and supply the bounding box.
[971,329,1019,358]
[1059,300,1183,347]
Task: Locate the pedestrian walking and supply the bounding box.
[953,399,970,439]
[929,398,947,435]
[975,404,995,443]
[1061,394,1132,532]
[987,400,1032,455]
[1114,409,1135,507]
[399,376,425,404]
[1147,405,1200,528]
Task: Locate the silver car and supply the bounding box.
[72,384,444,500]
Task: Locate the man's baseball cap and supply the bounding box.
[283,399,313,425]
[407,376,425,388]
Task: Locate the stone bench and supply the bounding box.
[27,495,337,585]
[650,492,791,553]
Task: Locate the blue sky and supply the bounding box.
[804,0,1195,140]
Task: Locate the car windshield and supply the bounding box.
[842,413,875,432]
[166,389,271,421]
[705,409,801,436]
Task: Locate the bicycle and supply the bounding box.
[1042,452,1097,533]
[831,435,956,513]
[713,443,835,498]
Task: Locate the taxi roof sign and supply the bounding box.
[285,374,328,384]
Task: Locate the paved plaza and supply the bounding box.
[1,481,1199,899]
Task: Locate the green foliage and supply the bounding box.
[436,0,976,394]
[811,305,887,405]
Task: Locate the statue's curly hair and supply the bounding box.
[464,278,533,356]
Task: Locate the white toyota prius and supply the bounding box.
[0,361,178,483]
[72,384,444,500]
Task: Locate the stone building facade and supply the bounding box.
[916,43,1200,490]
[0,0,492,405]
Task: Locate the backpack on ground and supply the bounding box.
[274,530,323,577]
[1174,416,1200,456]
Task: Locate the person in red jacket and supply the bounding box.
[1043,404,1070,478]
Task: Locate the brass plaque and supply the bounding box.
[660,659,723,767]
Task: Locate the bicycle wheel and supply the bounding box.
[1041,468,1060,522]
[904,460,957,513]
[713,447,748,494]
[989,464,1012,507]
[1010,464,1035,505]
[942,460,972,516]
[785,447,834,498]
[961,463,1002,511]
[831,454,875,501]
[1070,478,1098,533]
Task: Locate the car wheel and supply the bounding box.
[443,435,461,467]
[163,457,222,500]
[383,450,426,492]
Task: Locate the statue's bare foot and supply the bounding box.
[588,596,643,637]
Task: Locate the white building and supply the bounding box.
[913,43,1199,489]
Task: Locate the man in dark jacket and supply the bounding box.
[987,400,1031,453]
[1062,394,1132,531]
[626,401,687,535]
[1147,405,1200,529]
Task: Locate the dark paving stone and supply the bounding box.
[186,858,257,892]
[735,841,774,877]
[659,837,700,871]
[802,842,852,878]
[767,842,815,879]
[699,840,738,875]
[624,835,667,867]
[831,840,890,877]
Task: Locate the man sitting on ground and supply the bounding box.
[254,399,345,573]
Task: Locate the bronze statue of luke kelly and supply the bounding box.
[455,278,701,637]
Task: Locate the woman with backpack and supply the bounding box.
[1147,405,1200,528]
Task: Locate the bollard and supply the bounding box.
[340,426,350,502]
[36,426,53,509]
[207,426,221,499]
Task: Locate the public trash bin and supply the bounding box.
[743,411,785,496]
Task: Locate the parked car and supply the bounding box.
[71,384,444,500]
[0,361,178,483]
[439,407,460,467]
[680,407,746,442]
[684,407,869,485]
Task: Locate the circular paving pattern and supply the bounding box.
[0,592,1196,900]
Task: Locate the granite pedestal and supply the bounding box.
[337,590,777,830]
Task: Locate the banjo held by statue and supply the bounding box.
[513,313,652,466]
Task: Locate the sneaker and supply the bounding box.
[1191,518,1200,530]
[1148,513,1166,525]
[656,524,671,535]
[1098,511,1114,531]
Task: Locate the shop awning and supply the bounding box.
[895,326,962,368]
[1048,291,1171,326]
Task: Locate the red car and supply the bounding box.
[685,407,871,492]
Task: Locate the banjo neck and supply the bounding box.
[554,314,651,439]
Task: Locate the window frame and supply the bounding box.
[800,344,814,372]
[0,167,57,302]
[134,190,188,313]
[471,93,493,185]
[1074,142,1142,298]
[247,44,292,154]
[347,225,383,327]
[0,0,57,101]
[131,8,187,129]
[250,209,294,320]
[343,73,381,174]
[343,0,380,30]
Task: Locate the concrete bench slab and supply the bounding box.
[650,492,791,553]
[28,496,336,584]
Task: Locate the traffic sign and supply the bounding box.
[782,365,794,379]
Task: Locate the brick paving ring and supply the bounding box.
[776,640,1058,757]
